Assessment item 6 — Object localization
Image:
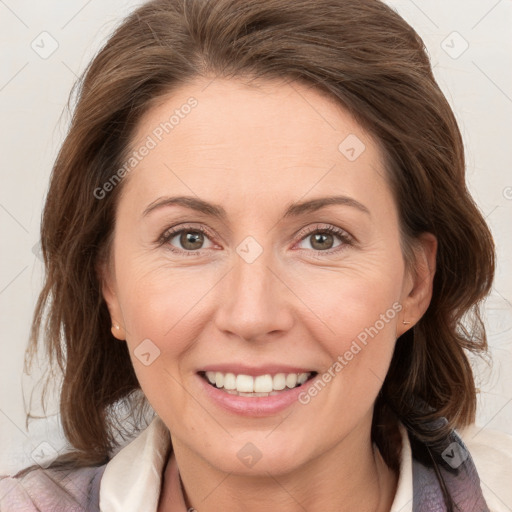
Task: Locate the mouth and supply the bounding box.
[198,370,318,397]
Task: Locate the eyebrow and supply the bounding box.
[142,194,371,219]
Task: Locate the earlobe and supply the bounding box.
[111,322,125,340]
[97,259,126,340]
[397,232,437,337]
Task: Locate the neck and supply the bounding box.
[159,425,399,512]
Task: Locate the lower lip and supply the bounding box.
[197,373,318,417]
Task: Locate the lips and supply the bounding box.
[196,368,320,416]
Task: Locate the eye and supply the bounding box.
[295,224,353,254]
[158,223,353,256]
[160,225,215,254]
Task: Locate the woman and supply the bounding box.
[1,0,511,510]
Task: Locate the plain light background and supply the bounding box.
[0,0,511,477]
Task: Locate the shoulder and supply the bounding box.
[459,424,512,512]
[0,463,107,511]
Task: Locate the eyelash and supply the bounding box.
[158,223,354,257]
[297,224,353,255]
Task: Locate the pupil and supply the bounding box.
[312,233,333,250]
[181,231,203,250]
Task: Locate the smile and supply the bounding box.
[199,371,318,397]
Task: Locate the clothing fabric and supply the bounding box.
[1,415,511,511]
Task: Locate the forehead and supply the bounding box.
[123,77,392,215]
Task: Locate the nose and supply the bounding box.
[214,248,294,343]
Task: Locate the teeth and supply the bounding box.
[254,374,273,393]
[297,373,308,385]
[286,374,297,388]
[236,374,254,392]
[204,371,312,393]
[273,373,286,391]
[223,372,236,390]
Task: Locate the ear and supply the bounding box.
[396,232,437,338]
[97,257,126,341]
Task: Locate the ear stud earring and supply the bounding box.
[402,320,411,325]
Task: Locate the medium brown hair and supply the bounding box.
[26,0,494,474]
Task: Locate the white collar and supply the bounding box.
[99,416,413,512]
[99,415,171,511]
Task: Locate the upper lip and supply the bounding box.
[198,364,317,377]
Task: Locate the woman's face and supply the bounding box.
[102,77,436,475]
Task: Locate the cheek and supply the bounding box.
[291,253,403,398]
[116,258,220,341]
[322,283,400,383]
[112,260,225,405]
[294,284,400,422]
[292,254,403,344]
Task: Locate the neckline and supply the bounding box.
[100,416,413,512]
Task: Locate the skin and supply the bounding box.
[101,77,437,512]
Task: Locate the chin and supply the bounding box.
[202,436,313,476]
